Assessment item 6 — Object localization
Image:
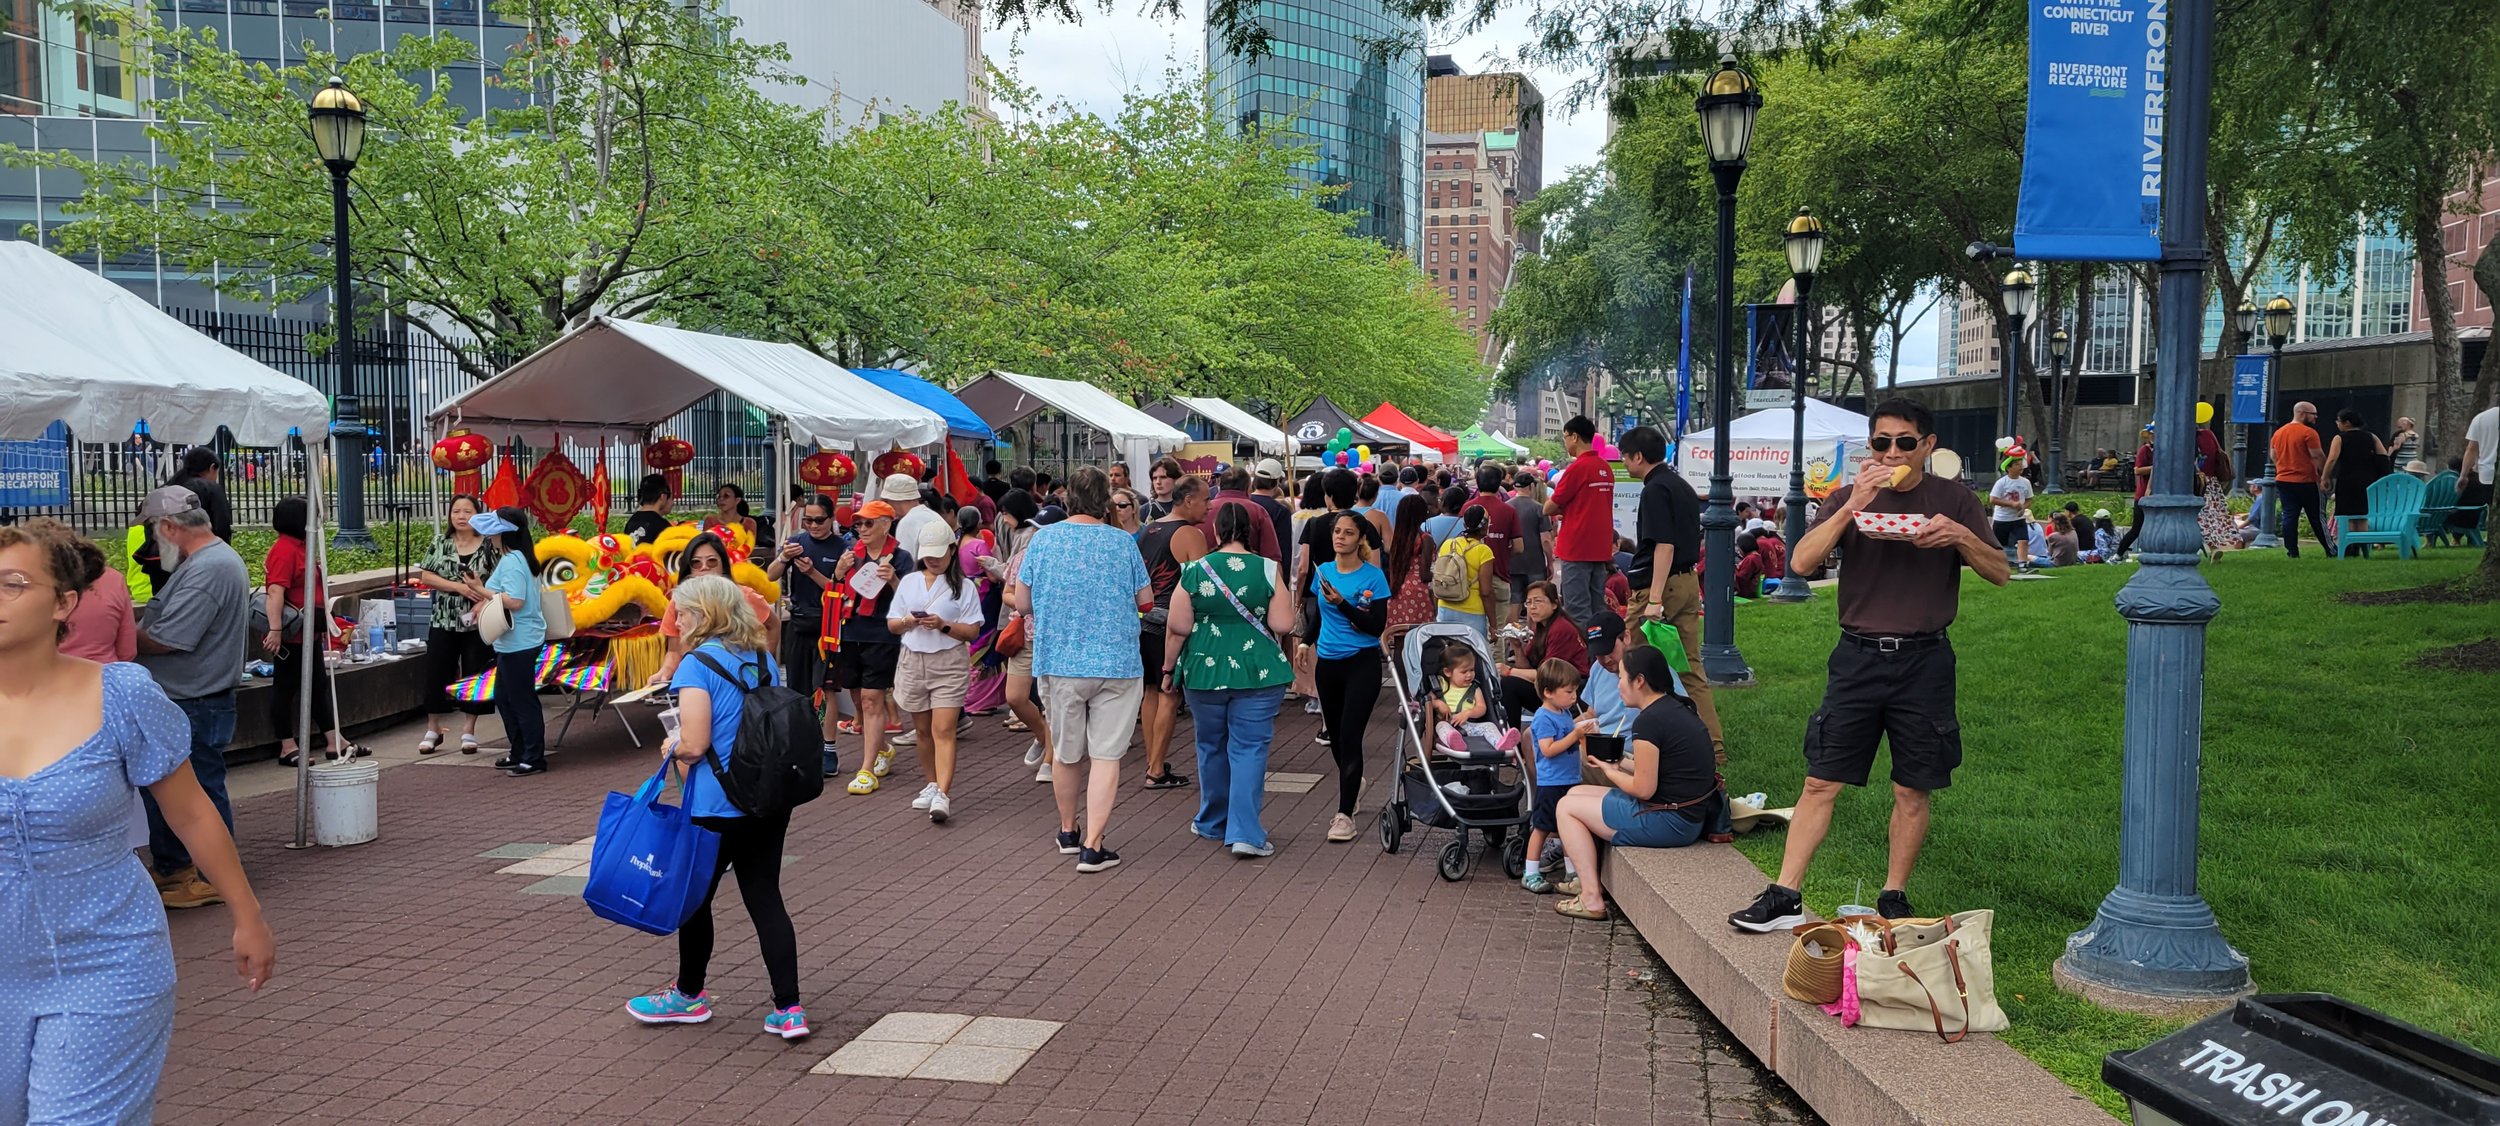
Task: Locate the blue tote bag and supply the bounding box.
[583,761,721,936]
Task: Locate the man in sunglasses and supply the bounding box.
[1728,398,2009,934]
[768,493,851,772]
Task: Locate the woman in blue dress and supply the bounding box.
[0,520,276,1124]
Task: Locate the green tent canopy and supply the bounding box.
[1457,424,1530,460]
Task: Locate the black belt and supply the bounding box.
[1841,630,1948,653]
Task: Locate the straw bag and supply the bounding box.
[1852,909,2008,1041]
[1783,922,1849,1004]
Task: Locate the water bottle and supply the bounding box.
[381,617,398,653]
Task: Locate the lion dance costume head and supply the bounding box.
[527,521,782,690]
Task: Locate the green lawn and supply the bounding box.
[1716,550,2499,1115]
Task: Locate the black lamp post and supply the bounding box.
[1767,206,1823,603]
[310,76,373,548]
[2233,298,2259,480]
[2046,326,2070,493]
[2264,294,2292,471]
[1695,54,1761,685]
[1999,267,2036,443]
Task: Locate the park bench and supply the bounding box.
[2334,473,2427,559]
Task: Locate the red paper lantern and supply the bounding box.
[431,428,492,496]
[644,436,696,496]
[800,450,857,490]
[871,448,924,482]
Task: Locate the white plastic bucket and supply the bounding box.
[308,759,380,847]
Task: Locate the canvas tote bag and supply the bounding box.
[1850,909,2009,1041]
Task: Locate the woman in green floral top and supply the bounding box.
[414,495,502,753]
[1159,504,1296,856]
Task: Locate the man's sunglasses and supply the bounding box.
[1866,435,1927,453]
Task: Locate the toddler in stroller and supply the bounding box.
[1429,644,1521,754]
[1381,624,1538,882]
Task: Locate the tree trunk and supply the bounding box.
[2471,226,2500,584]
[2410,185,2469,463]
[2068,262,2098,461]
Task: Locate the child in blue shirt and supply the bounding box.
[1523,658,1597,895]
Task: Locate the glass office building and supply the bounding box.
[1207,0,1424,251]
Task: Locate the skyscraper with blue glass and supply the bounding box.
[1207,1,1424,252]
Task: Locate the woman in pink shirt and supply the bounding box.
[60,538,136,663]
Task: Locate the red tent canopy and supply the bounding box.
[1361,402,1459,462]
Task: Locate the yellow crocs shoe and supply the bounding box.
[869,748,895,778]
[845,768,880,795]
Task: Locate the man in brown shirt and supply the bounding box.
[1729,397,2009,933]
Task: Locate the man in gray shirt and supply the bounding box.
[133,485,250,909]
[1509,472,1552,602]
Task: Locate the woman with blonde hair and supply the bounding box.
[629,574,810,1040]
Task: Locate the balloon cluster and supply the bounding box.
[1321,427,1380,473]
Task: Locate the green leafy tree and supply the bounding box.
[13,0,827,380]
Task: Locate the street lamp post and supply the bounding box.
[1999,268,2036,443]
[2046,327,2070,494]
[2248,295,2295,547]
[2055,0,2254,1013]
[311,77,373,549]
[2233,299,2259,481]
[1768,206,1824,603]
[1694,54,1762,685]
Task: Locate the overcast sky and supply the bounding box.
[987,3,1939,382]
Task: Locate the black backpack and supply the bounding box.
[686,650,823,816]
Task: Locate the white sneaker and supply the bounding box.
[1036,759,1053,783]
[1022,739,1044,766]
[909,782,938,811]
[1303,697,1322,715]
[927,790,951,823]
[889,728,918,747]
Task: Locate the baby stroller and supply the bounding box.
[1380,622,1538,882]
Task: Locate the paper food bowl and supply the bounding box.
[1852,511,1932,541]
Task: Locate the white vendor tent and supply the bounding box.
[956,370,1191,483]
[429,316,947,450]
[0,241,331,445]
[0,242,340,850]
[1163,396,1292,456]
[1677,398,1873,496]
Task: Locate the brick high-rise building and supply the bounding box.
[1422,130,1519,367]
[1424,56,1542,224]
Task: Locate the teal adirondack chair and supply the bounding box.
[2415,471,2459,541]
[2334,474,2427,558]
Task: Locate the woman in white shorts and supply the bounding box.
[888,521,985,823]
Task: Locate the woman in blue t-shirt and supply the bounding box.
[1308,511,1389,844]
[626,575,810,1041]
[472,507,550,776]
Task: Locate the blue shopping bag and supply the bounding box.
[582,762,721,936]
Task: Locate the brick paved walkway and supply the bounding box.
[156,690,1815,1125]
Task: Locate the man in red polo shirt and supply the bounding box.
[1460,462,1518,629]
[1543,416,1617,627]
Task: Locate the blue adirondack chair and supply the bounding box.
[2334,474,2427,559]
[2415,471,2459,541]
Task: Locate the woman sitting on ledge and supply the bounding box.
[1552,646,1731,921]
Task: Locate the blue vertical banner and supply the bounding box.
[2228,354,2270,424]
[0,422,72,508]
[1674,266,1694,439]
[2015,0,2164,261]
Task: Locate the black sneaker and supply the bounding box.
[1538,840,1566,869]
[1055,829,1082,855]
[1727,884,1806,933]
[503,761,548,777]
[1142,770,1190,790]
[1877,890,1916,919]
[1074,846,1121,873]
[492,755,516,769]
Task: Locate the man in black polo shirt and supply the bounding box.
[1617,426,1720,759]
[1729,398,2007,932]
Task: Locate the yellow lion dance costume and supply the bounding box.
[530,522,782,691]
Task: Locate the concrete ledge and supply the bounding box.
[1603,845,2114,1125]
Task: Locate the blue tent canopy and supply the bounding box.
[850,368,994,442]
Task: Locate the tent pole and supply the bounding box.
[290,442,325,849]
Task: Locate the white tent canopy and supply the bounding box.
[0,241,330,444]
[429,316,947,450]
[1486,429,1531,456]
[982,371,1189,479]
[1172,396,1290,455]
[1677,398,1873,495]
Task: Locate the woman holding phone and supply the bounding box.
[888,522,984,823]
[1551,646,1730,920]
[1308,510,1388,844]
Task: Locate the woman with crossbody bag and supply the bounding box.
[1159,505,1295,857]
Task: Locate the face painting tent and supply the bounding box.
[0,241,337,846]
[1675,397,1873,497]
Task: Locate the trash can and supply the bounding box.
[2104,993,2498,1126]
